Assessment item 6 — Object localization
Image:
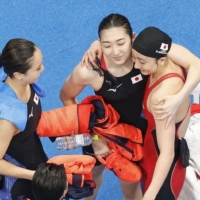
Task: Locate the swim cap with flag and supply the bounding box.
[132,26,172,59]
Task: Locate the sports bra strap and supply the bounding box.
[101,56,107,70]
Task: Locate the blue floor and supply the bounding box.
[1,1,200,199]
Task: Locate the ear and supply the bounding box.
[132,32,136,42]
[13,72,23,80]
[157,57,167,65]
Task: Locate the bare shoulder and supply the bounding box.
[71,62,100,85]
[0,120,18,136]
[150,77,184,106]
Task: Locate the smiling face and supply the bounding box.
[132,49,159,75]
[132,48,167,76]
[100,27,132,65]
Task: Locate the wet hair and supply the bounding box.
[0,38,37,78]
[32,163,67,200]
[98,13,133,39]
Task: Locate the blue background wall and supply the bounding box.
[0,1,199,199]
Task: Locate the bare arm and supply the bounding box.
[168,43,200,99]
[143,111,175,199]
[60,63,112,156]
[81,40,102,69]
[153,43,200,124]
[0,120,34,180]
[143,79,183,199]
[60,63,92,106]
[82,41,200,97]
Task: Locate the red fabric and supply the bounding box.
[171,158,186,197]
[196,172,200,180]
[101,56,107,70]
[83,95,143,182]
[37,95,143,182]
[97,151,142,182]
[141,73,186,198]
[191,103,200,116]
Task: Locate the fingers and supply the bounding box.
[95,150,112,158]
[96,50,102,60]
[152,109,167,115]
[81,49,100,69]
[81,53,91,69]
[81,53,92,69]
[154,114,168,121]
[151,104,166,111]
[155,96,167,104]
[81,53,85,67]
[84,53,92,69]
[87,52,98,69]
[151,105,169,117]
[90,51,97,61]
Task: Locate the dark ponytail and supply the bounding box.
[1,38,36,78]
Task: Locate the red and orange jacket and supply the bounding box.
[37,95,143,182]
[47,155,96,188]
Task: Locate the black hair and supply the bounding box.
[98,13,133,39]
[32,163,67,200]
[0,38,37,78]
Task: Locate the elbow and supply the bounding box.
[59,88,64,102]
[59,88,69,104]
[59,89,69,105]
[59,89,76,106]
[59,92,65,105]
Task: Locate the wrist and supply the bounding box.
[30,170,35,180]
[24,170,35,180]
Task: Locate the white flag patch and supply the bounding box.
[160,43,168,51]
[131,74,143,84]
[34,93,39,105]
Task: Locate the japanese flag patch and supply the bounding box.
[131,74,143,84]
[34,93,39,105]
[160,43,169,51]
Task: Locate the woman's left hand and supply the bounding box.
[151,94,182,128]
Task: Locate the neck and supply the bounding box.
[152,58,168,80]
[5,77,30,100]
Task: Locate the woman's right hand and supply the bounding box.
[91,136,112,158]
[81,40,103,70]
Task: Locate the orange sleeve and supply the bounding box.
[36,104,94,137]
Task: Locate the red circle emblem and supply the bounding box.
[135,77,139,81]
